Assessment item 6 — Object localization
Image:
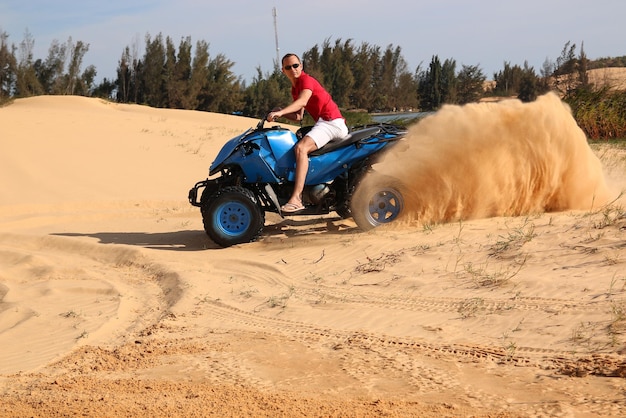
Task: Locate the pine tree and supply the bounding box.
[0,31,17,101]
[142,33,167,107]
[457,64,486,104]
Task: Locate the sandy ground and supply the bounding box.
[1,95,625,417]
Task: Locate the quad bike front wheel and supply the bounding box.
[350,175,404,231]
[202,186,265,247]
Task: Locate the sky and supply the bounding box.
[1,0,624,84]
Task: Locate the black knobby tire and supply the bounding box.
[202,186,265,247]
[350,175,404,231]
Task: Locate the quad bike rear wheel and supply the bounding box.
[202,186,265,247]
[350,175,404,231]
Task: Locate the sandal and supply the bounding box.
[281,202,305,213]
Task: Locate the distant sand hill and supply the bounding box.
[587,67,626,90]
[483,67,626,95]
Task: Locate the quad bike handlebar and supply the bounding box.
[256,115,269,130]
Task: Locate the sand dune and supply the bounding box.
[588,67,626,91]
[1,95,625,417]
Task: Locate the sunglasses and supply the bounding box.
[284,63,300,70]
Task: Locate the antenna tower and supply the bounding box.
[273,7,280,69]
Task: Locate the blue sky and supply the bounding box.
[1,0,624,84]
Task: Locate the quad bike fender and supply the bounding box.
[212,142,284,184]
[208,130,252,175]
[237,156,282,183]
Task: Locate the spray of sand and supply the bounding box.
[376,93,613,225]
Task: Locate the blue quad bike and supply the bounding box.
[188,117,408,247]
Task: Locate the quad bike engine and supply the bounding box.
[308,184,331,204]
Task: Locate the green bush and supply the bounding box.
[566,87,626,140]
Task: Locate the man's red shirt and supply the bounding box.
[292,71,343,121]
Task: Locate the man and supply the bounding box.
[267,53,349,213]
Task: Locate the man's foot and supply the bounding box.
[281,202,305,213]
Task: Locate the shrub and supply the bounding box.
[566,87,626,140]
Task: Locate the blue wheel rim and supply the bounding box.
[367,189,402,225]
[214,201,252,237]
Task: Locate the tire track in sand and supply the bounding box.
[198,298,626,379]
[0,233,183,373]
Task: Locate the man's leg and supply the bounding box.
[285,136,318,208]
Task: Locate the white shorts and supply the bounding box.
[306,118,349,149]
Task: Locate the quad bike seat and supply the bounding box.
[309,126,382,156]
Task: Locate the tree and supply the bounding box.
[440,58,457,104]
[517,62,538,102]
[38,39,67,94]
[394,71,419,111]
[578,41,589,88]
[0,31,17,101]
[183,39,210,110]
[174,37,193,108]
[302,40,415,112]
[116,35,142,103]
[370,45,400,111]
[116,46,132,102]
[553,41,578,95]
[242,67,289,117]
[164,36,179,107]
[301,44,322,81]
[14,30,42,97]
[379,44,413,111]
[555,41,577,76]
[92,77,116,99]
[141,33,167,107]
[418,55,443,110]
[197,53,243,113]
[77,64,96,96]
[348,43,377,110]
[456,64,486,104]
[493,62,524,96]
[319,39,355,109]
[539,58,554,93]
[64,38,90,94]
[163,36,194,108]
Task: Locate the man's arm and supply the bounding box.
[268,89,312,121]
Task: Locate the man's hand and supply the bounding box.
[266,111,281,122]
